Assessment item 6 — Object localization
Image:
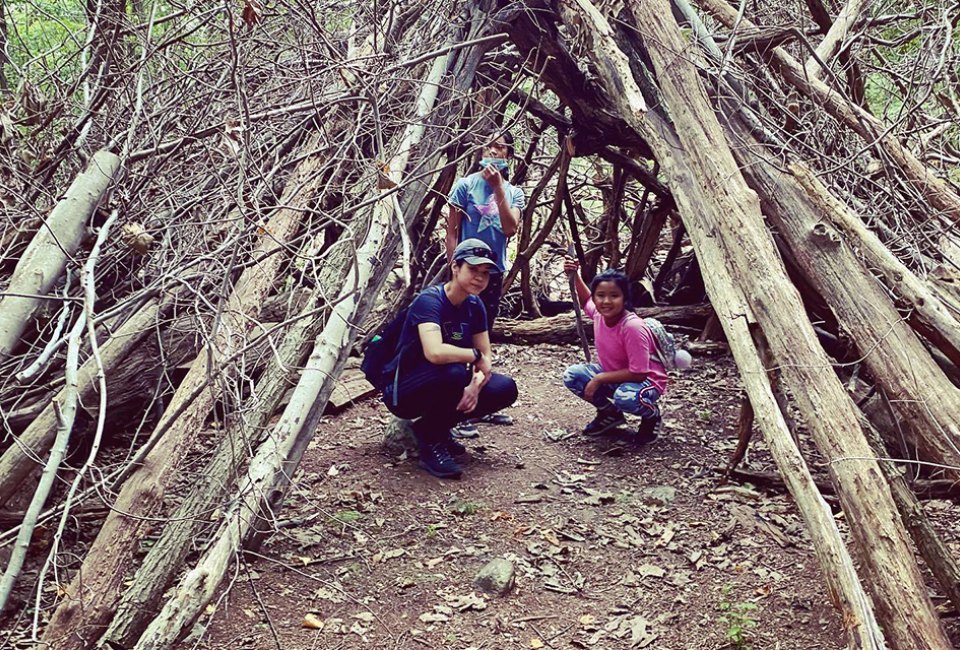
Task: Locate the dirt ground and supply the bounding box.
[188,343,867,650]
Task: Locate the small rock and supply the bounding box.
[640,486,676,506]
[475,558,515,595]
[383,417,417,454]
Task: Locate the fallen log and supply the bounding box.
[645,15,945,650]
[928,264,960,316]
[327,367,377,411]
[0,150,121,359]
[722,467,960,502]
[555,1,887,641]
[788,165,960,368]
[99,287,327,649]
[101,105,420,638]
[863,418,960,616]
[0,305,202,441]
[491,304,713,344]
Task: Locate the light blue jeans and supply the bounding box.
[563,363,661,420]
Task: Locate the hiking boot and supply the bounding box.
[633,416,661,445]
[443,431,467,456]
[418,443,462,479]
[582,408,626,436]
[450,422,480,439]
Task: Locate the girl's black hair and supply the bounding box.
[590,269,633,310]
[499,130,515,157]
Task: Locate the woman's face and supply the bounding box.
[484,136,510,160]
[592,281,626,318]
[453,261,492,295]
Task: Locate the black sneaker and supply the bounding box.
[418,443,463,479]
[634,416,661,445]
[583,408,626,436]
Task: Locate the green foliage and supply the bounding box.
[423,521,451,540]
[330,509,362,525]
[6,1,85,72]
[717,586,759,649]
[450,500,482,516]
[861,15,960,126]
[614,489,635,504]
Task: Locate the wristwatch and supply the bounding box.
[472,348,482,363]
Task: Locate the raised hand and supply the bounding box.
[481,163,503,188]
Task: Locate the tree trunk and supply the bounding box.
[0,150,120,359]
[729,123,960,478]
[787,164,960,368]
[863,414,960,616]
[41,135,328,650]
[554,0,947,644]
[624,1,949,645]
[99,287,326,648]
[696,0,960,224]
[131,49,451,650]
[491,304,713,344]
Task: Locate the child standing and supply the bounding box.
[561,259,667,444]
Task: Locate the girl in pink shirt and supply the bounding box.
[562,260,667,443]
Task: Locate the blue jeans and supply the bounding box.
[384,361,518,443]
[563,363,661,421]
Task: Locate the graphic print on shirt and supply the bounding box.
[443,320,470,342]
[475,197,503,234]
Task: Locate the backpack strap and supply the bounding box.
[391,363,400,408]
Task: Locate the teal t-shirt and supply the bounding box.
[448,171,525,272]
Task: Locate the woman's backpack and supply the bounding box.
[361,308,410,391]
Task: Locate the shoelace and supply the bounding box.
[431,445,454,463]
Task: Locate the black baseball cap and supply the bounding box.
[453,238,499,271]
